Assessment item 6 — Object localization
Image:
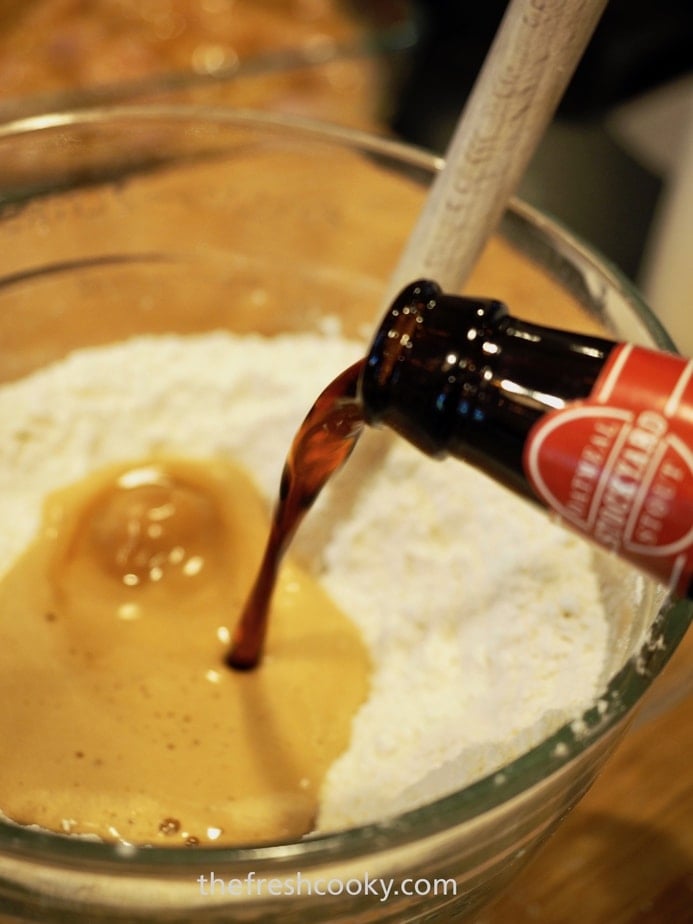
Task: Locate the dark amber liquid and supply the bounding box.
[227,360,365,670]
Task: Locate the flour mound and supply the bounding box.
[0,330,609,830]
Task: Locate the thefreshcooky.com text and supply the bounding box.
[197,871,457,903]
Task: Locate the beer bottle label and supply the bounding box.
[524,344,693,596]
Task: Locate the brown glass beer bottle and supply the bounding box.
[360,280,693,598]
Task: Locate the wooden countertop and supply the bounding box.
[476,624,693,924]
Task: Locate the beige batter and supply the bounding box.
[0,455,369,846]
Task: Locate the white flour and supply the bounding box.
[0,330,610,831]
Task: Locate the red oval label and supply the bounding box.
[524,346,693,596]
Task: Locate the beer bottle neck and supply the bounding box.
[360,280,616,500]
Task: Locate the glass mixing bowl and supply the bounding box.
[0,107,690,923]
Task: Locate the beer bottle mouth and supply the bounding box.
[359,280,508,457]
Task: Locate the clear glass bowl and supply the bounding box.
[0,107,690,923]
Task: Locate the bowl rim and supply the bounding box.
[0,104,690,874]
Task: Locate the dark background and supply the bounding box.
[385,0,693,282]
